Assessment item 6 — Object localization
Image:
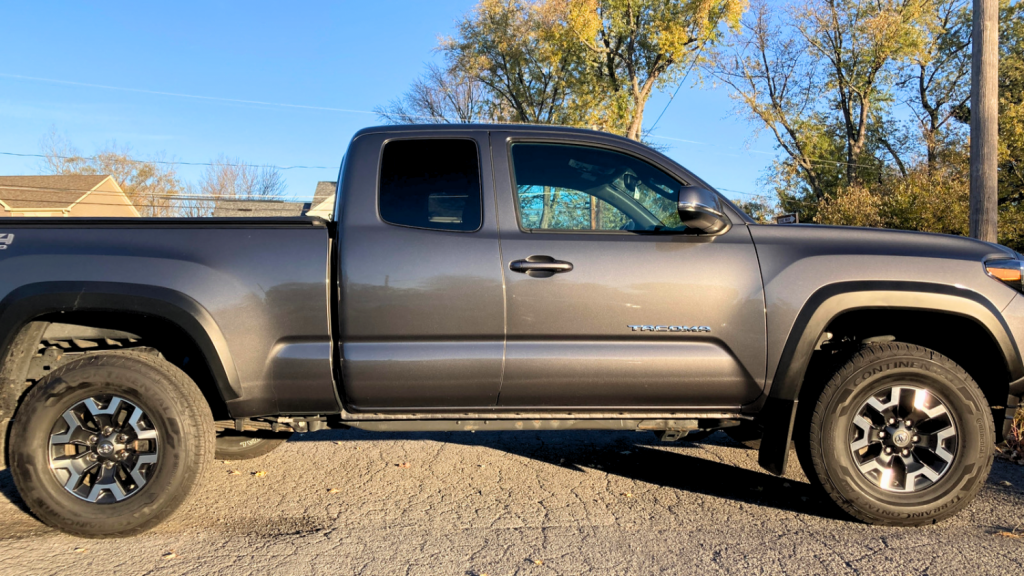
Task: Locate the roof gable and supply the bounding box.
[0,175,113,210]
[311,181,336,207]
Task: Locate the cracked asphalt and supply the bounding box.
[1,429,1023,575]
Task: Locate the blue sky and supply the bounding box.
[0,0,775,204]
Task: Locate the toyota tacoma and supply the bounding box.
[2,125,1022,537]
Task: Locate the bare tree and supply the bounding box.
[375,63,488,124]
[39,133,183,217]
[38,129,87,174]
[198,155,285,200]
[181,155,287,217]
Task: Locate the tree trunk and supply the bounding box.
[969,0,999,242]
[540,186,555,228]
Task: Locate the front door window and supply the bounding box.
[510,143,687,232]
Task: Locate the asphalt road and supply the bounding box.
[1,429,1022,575]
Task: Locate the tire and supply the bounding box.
[215,431,291,460]
[7,351,214,537]
[797,342,994,526]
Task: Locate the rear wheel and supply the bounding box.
[8,351,214,537]
[215,430,291,460]
[798,343,994,525]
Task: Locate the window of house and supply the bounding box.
[510,143,688,232]
[378,139,482,232]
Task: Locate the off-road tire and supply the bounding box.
[8,351,214,537]
[796,342,994,526]
[215,431,291,460]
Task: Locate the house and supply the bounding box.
[305,181,336,219]
[211,199,308,217]
[0,175,140,217]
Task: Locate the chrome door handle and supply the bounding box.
[510,256,573,277]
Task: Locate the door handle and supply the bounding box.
[510,256,573,277]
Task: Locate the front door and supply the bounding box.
[491,133,767,409]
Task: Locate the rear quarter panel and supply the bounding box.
[0,221,335,417]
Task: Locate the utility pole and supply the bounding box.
[969,0,999,242]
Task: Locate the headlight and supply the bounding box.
[985,259,1024,292]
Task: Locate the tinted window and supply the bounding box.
[379,139,482,231]
[510,143,687,232]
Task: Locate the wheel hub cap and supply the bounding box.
[48,395,159,503]
[849,385,958,493]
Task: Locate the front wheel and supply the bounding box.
[798,342,994,526]
[8,351,214,537]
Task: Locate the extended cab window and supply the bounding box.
[510,143,687,232]
[379,139,482,232]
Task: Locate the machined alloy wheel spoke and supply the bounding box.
[48,395,159,503]
[849,385,957,493]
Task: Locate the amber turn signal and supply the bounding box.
[985,260,1024,291]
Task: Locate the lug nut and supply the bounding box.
[116,434,128,443]
[103,461,114,469]
[904,420,912,427]
[88,435,98,444]
[878,431,886,438]
[885,447,892,454]
[888,418,896,425]
[117,450,127,460]
[912,435,919,443]
[88,453,99,462]
[102,426,114,436]
[902,449,910,456]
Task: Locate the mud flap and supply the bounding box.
[757,397,798,476]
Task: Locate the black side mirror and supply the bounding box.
[677,186,731,235]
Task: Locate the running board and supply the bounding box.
[338,407,749,421]
[345,417,743,433]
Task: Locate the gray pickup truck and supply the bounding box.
[2,124,1023,537]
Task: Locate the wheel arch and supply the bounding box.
[756,281,1022,475]
[0,281,242,404]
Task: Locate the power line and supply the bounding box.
[0,73,889,173]
[646,41,708,134]
[0,72,450,123]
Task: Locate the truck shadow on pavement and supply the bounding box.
[0,468,29,514]
[295,428,850,521]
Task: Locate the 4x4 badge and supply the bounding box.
[0,233,13,250]
[628,325,710,333]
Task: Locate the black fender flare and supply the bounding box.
[756,281,1022,475]
[0,281,241,402]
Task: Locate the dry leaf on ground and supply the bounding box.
[327,488,341,494]
[73,548,87,554]
[252,470,267,477]
[227,470,241,476]
[163,552,177,560]
[396,462,411,468]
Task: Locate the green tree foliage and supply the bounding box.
[703,0,1024,243]
[382,0,745,140]
[997,0,1024,248]
[564,0,746,140]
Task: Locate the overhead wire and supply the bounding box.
[0,72,894,205]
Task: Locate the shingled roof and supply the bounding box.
[0,175,113,210]
[311,182,336,208]
[211,199,308,217]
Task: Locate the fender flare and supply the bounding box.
[0,281,241,402]
[757,281,1022,475]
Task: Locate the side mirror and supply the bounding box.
[677,186,731,235]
